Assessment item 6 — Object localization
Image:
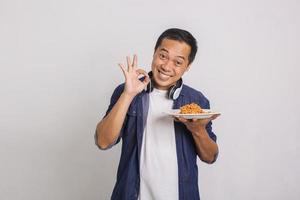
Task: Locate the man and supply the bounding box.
[95,28,219,200]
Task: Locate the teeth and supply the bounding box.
[158,71,170,80]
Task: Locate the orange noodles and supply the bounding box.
[180,103,203,114]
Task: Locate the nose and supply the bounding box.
[161,60,173,72]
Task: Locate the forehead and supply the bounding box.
[157,39,191,59]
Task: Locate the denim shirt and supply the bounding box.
[95,83,217,200]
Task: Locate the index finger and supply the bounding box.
[136,69,150,85]
[136,68,149,78]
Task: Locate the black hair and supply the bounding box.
[154,28,198,65]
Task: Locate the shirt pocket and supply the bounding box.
[127,104,137,117]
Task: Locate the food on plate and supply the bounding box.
[179,103,203,114]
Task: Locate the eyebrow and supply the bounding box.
[160,48,186,60]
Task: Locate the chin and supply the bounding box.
[153,78,175,90]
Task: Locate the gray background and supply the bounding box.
[1,0,299,199]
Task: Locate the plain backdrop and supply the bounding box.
[1,0,300,199]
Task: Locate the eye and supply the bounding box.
[159,53,167,60]
[175,60,183,66]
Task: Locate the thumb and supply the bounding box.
[142,75,150,86]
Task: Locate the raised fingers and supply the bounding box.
[132,54,137,68]
[118,63,127,76]
[126,56,133,72]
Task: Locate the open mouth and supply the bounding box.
[157,70,172,80]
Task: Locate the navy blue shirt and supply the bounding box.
[96,83,217,200]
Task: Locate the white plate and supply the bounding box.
[165,109,221,119]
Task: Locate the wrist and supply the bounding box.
[121,92,136,101]
[192,126,207,137]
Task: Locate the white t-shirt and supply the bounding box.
[138,88,178,200]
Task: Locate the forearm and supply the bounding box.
[96,92,134,149]
[191,128,218,164]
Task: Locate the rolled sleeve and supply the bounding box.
[94,84,125,150]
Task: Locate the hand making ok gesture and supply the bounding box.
[118,55,150,97]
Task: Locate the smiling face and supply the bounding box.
[151,38,191,90]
